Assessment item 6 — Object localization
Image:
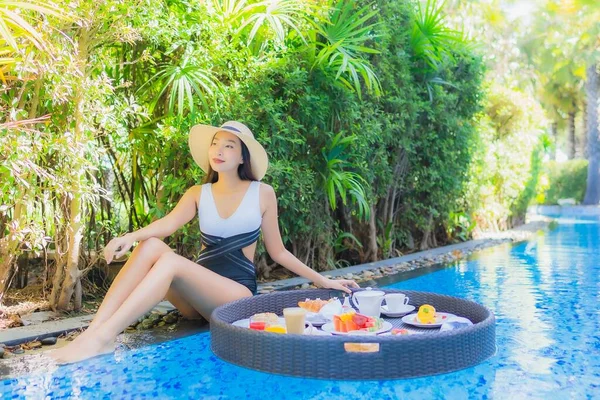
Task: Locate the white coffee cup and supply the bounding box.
[384,293,410,312]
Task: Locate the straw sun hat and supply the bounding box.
[188,121,269,181]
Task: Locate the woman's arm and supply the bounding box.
[129,186,201,242]
[260,184,359,294]
[104,185,201,263]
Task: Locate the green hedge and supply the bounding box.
[139,0,486,270]
[536,160,588,205]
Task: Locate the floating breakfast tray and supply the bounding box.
[210,289,496,380]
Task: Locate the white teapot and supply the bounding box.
[351,287,385,317]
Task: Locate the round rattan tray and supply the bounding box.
[210,289,495,380]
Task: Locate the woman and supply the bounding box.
[52,121,359,363]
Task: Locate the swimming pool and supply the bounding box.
[1,215,599,399]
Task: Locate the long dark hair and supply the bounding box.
[203,137,256,183]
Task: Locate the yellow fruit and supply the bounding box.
[339,311,356,322]
[264,325,287,334]
[417,304,436,324]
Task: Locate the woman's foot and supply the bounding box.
[48,327,94,359]
[50,332,115,364]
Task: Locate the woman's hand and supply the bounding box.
[103,234,136,264]
[316,276,360,294]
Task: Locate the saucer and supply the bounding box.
[380,305,415,317]
[401,312,456,328]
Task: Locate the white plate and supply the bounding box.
[401,312,456,328]
[381,305,415,317]
[321,321,393,335]
[232,317,286,328]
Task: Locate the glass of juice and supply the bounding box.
[283,307,306,334]
[249,316,267,330]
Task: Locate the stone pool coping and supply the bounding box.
[0,217,551,350]
[256,238,494,293]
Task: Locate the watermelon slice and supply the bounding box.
[352,314,368,328]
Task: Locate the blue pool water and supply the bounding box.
[1,216,600,399]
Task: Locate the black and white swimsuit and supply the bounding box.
[196,181,262,294]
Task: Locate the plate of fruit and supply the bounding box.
[321,311,392,335]
[401,305,455,328]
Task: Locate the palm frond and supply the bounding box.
[0,0,72,51]
[208,0,248,24]
[321,132,371,220]
[139,57,220,118]
[312,1,381,98]
[409,0,469,70]
[238,0,308,45]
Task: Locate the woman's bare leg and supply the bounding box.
[64,238,200,350]
[53,252,251,363]
[88,237,172,330]
[165,287,203,320]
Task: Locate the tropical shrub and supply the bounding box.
[535,160,588,205]
[467,83,548,233]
